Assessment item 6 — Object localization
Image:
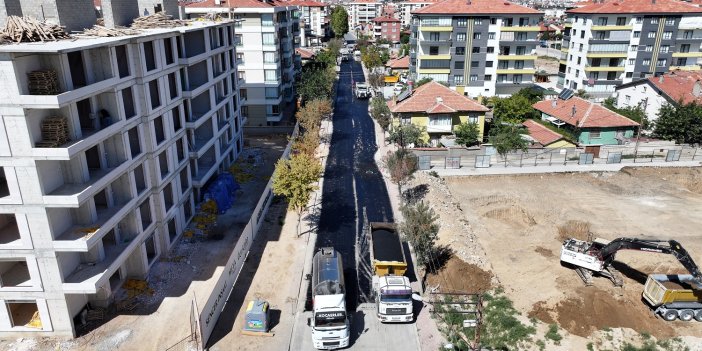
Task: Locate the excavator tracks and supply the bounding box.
[576,267,593,286]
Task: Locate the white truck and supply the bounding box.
[368,222,414,322]
[354,83,370,99]
[310,248,350,349]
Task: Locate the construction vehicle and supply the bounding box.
[309,248,350,350]
[367,221,414,323]
[561,236,702,287]
[643,274,702,321]
[354,83,370,99]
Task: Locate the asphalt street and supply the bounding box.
[313,59,395,309]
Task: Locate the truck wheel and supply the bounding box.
[695,310,702,322]
[679,309,694,321]
[662,309,678,321]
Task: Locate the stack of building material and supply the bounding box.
[36,116,70,147]
[27,70,60,95]
[0,16,70,43]
[131,12,188,29]
[77,25,141,38]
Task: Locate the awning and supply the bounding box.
[384,76,399,83]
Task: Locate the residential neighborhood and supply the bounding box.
[0,0,701,350]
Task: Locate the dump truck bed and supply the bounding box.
[643,274,702,306]
[369,222,407,276]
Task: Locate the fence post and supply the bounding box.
[549,152,553,166]
[519,154,523,167]
[693,147,698,161]
[535,153,538,166]
[650,150,654,162]
[563,150,568,165]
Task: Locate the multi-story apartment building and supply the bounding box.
[409,0,543,97]
[290,0,328,46]
[396,0,438,28]
[183,0,301,126]
[345,0,383,30]
[0,20,242,337]
[558,0,702,100]
[373,16,402,42]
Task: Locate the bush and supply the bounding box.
[545,324,562,345]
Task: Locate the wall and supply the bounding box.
[579,127,635,145]
[102,0,139,29]
[546,139,576,149]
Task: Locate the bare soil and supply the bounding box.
[427,257,493,293]
[409,167,702,349]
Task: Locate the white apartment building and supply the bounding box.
[292,0,328,46]
[558,0,702,100]
[345,0,383,30]
[0,21,242,337]
[397,0,438,27]
[409,0,543,98]
[184,0,301,126]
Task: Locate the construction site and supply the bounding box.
[414,167,702,350]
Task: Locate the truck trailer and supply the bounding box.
[310,248,350,349]
[643,274,702,322]
[368,222,414,323]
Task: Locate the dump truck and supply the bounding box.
[309,247,350,349]
[354,83,370,99]
[368,222,414,322]
[643,274,702,322]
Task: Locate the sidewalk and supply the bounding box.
[427,159,702,177]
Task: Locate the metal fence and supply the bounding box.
[412,145,701,170]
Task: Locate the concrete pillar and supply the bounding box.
[0,0,24,26]
[101,0,138,29]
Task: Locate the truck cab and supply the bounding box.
[310,248,350,349]
[374,275,413,322]
[355,83,370,99]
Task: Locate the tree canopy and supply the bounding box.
[388,123,424,148]
[454,121,481,147]
[603,97,648,129]
[330,7,349,38]
[653,102,702,145]
[370,97,391,131]
[272,153,322,215]
[383,148,418,194]
[399,201,440,269]
[490,94,539,124]
[489,124,529,158]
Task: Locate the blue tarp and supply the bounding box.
[203,173,240,214]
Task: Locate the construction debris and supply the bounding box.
[25,311,43,329]
[86,308,105,322]
[77,25,141,38]
[0,16,70,44]
[27,70,60,95]
[122,279,155,299]
[131,12,188,29]
[36,116,70,148]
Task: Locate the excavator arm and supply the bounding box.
[597,238,702,284]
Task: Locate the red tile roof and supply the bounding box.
[533,97,639,128]
[386,56,409,69]
[648,71,702,105]
[567,0,702,14]
[284,0,326,7]
[373,16,401,23]
[413,0,541,15]
[295,47,315,59]
[388,81,489,114]
[180,0,276,8]
[522,119,566,146]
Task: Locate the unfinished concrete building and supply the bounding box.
[0,0,97,32]
[0,20,243,337]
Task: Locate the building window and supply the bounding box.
[663,31,672,40]
[651,18,658,24]
[454,75,464,84]
[455,47,465,55]
[490,18,497,25]
[472,47,480,53]
[513,74,523,83]
[486,47,494,53]
[590,131,601,139]
[266,104,280,115]
[630,45,637,52]
[647,32,656,39]
[657,58,667,67]
[645,45,652,52]
[474,18,482,25]
[635,17,643,24]
[238,71,245,81]
[581,31,585,39]
[680,44,691,53]
[488,32,495,40]
[484,74,492,81]
[628,58,635,65]
[265,87,279,98]
[575,69,580,78]
[430,46,439,55]
[430,32,440,41]
[264,52,276,63]
[616,17,626,26]
[642,58,651,66]
[633,31,640,38]
[235,34,242,46]
[471,60,479,67]
[456,33,466,41]
[626,72,633,78]
[665,18,675,26]
[262,33,275,45]
[470,74,478,81]
[473,32,481,40]
[567,67,571,74]
[597,17,607,26]
[456,17,467,27]
[515,60,524,69]
[241,106,248,116]
[454,61,464,69]
[569,54,572,61]
[676,58,687,66]
[486,61,493,67]
[262,14,274,26]
[578,43,583,52]
[577,57,581,64]
[265,70,277,82]
[660,45,669,53]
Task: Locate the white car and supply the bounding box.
[393,83,405,94]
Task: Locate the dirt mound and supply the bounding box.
[554,288,675,338]
[427,257,492,293]
[482,206,536,227]
[557,220,591,241]
[528,301,555,324]
[534,246,556,259]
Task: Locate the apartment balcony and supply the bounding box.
[419,54,451,60]
[419,25,452,32]
[670,64,702,71]
[582,78,622,86]
[266,113,284,123]
[584,65,625,72]
[192,148,218,187]
[672,52,702,58]
[591,25,633,31]
[676,35,702,41]
[420,39,452,46]
[418,68,450,74]
[586,51,628,58]
[500,25,540,32]
[497,55,537,61]
[495,69,536,75]
[410,38,416,46]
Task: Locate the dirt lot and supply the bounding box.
[415,167,702,350]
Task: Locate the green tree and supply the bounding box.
[491,95,538,123]
[489,124,529,159]
[454,121,481,147]
[272,153,323,234]
[297,65,335,101]
[400,32,410,44]
[415,77,433,87]
[388,123,424,148]
[399,201,439,269]
[383,148,418,195]
[479,289,536,350]
[575,89,591,99]
[370,97,391,132]
[603,97,648,129]
[653,102,702,144]
[330,7,349,38]
[361,46,383,69]
[367,72,385,91]
[326,38,343,57]
[515,87,544,104]
[399,43,410,57]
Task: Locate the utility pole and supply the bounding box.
[633,97,647,160]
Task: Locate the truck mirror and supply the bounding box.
[411,293,423,302]
[307,318,311,326]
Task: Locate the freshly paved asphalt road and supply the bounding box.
[314,59,395,310]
